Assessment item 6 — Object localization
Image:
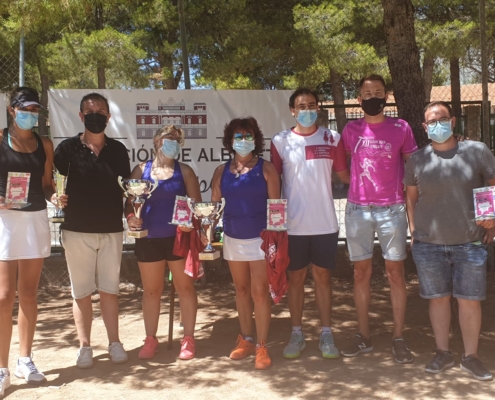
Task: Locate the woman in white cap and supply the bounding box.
[0,87,62,396]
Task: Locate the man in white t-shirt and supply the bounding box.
[271,88,349,359]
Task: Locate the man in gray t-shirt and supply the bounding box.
[404,101,495,381]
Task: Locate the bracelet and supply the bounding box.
[126,213,135,221]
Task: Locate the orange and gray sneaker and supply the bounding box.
[138,336,159,359]
[229,334,255,360]
[255,342,271,370]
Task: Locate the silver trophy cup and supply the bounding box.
[118,176,158,238]
[187,198,226,260]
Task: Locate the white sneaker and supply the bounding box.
[14,356,45,383]
[0,369,11,398]
[76,346,94,369]
[108,342,128,364]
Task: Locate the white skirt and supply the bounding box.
[223,234,265,262]
[0,209,51,260]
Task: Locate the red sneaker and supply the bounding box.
[138,336,159,359]
[229,334,255,360]
[255,341,272,370]
[179,336,196,360]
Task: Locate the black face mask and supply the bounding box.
[361,97,386,117]
[84,112,107,134]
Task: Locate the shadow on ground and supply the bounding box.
[5,256,495,400]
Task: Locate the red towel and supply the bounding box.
[173,218,204,279]
[260,230,290,304]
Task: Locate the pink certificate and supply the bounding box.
[170,196,193,228]
[5,172,30,206]
[267,199,288,231]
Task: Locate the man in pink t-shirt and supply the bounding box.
[340,75,417,364]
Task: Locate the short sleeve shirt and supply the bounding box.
[270,126,347,235]
[404,141,495,245]
[54,134,131,233]
[343,117,417,205]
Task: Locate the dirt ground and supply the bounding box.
[4,268,495,400]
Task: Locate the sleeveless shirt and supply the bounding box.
[140,159,187,238]
[0,128,46,211]
[221,158,267,239]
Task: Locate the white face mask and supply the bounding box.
[296,110,318,127]
[161,139,180,159]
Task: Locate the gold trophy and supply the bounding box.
[187,198,226,260]
[118,176,158,238]
[51,166,68,223]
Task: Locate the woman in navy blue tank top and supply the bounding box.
[0,88,58,387]
[211,117,280,370]
[125,125,202,361]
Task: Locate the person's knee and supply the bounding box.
[354,265,371,283]
[430,296,451,306]
[174,281,196,298]
[385,267,405,287]
[312,269,331,289]
[457,298,481,310]
[251,284,269,305]
[17,284,39,304]
[235,284,251,299]
[289,270,307,287]
[0,289,15,310]
[143,288,164,299]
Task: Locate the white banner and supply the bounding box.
[48,89,295,197]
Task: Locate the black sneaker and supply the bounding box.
[340,333,373,357]
[392,338,413,364]
[460,354,493,381]
[425,350,454,374]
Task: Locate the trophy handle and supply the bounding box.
[217,198,226,215]
[186,197,196,217]
[117,176,128,197]
[147,179,159,198]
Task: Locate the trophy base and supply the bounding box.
[6,202,31,210]
[199,251,220,261]
[50,217,65,223]
[127,229,148,238]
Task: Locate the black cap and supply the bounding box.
[10,87,43,109]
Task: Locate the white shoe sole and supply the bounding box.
[341,346,373,357]
[14,371,45,383]
[460,364,493,381]
[425,360,454,374]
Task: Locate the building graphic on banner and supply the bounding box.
[136,97,207,139]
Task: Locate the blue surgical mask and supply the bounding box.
[427,121,453,143]
[296,109,318,127]
[233,140,255,157]
[15,110,39,130]
[161,139,180,159]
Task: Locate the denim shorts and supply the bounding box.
[411,241,487,301]
[345,202,407,262]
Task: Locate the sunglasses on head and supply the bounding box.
[233,132,254,141]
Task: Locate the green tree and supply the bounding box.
[293,0,387,131]
[414,0,478,116]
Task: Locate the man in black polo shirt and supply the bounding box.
[54,93,131,369]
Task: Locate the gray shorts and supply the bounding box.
[345,202,407,262]
[412,240,487,301]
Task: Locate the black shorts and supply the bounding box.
[287,233,339,271]
[135,236,184,263]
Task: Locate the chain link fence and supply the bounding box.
[0,53,18,93]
